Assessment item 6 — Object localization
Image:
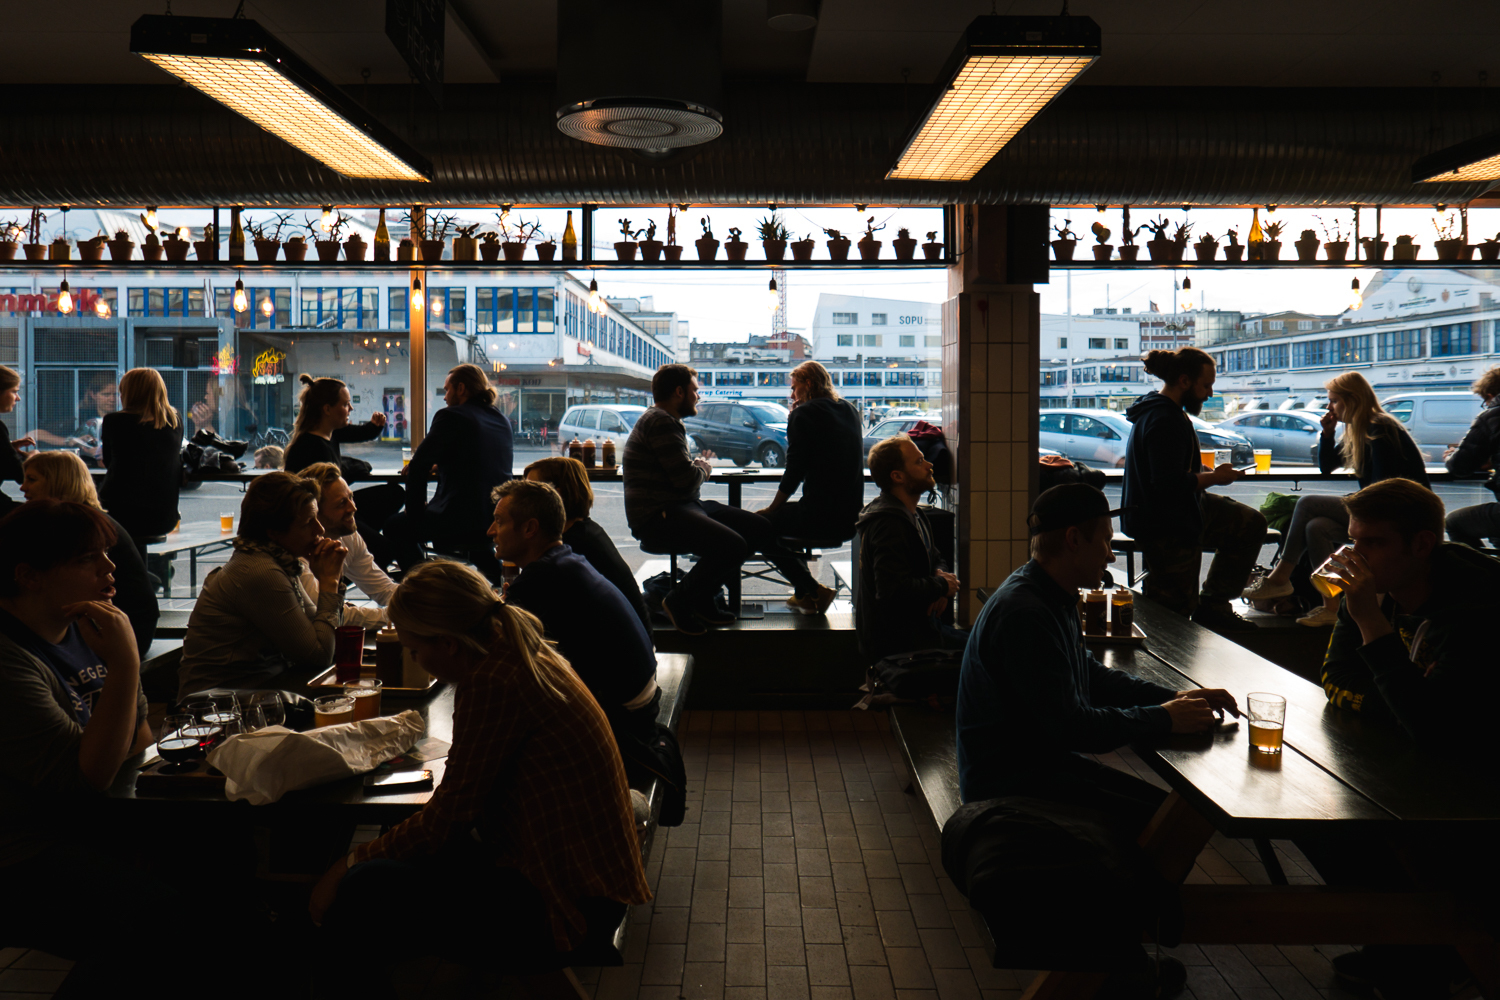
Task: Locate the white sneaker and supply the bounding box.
[1241,577,1294,601]
[1297,605,1339,627]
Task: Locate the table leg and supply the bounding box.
[726,479,744,611]
[728,479,742,509]
[190,548,198,593]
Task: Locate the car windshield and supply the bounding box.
[747,403,789,424]
[619,409,643,428]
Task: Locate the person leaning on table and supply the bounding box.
[177,471,348,699]
[309,560,651,989]
[297,461,398,630]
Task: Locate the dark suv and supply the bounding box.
[683,400,791,467]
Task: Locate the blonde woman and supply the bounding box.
[308,560,651,985]
[756,360,864,542]
[99,367,183,553]
[1243,371,1428,626]
[0,365,32,514]
[21,451,159,656]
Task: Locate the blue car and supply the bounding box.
[683,400,791,467]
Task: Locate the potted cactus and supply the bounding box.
[1170,222,1193,263]
[1219,229,1241,262]
[1432,214,1464,261]
[1143,217,1173,262]
[725,226,749,262]
[163,227,192,262]
[1089,222,1112,262]
[192,223,216,262]
[78,233,108,262]
[23,209,48,262]
[497,214,533,262]
[1291,229,1320,263]
[1261,220,1285,261]
[824,226,851,262]
[891,226,917,261]
[857,217,885,261]
[695,217,720,261]
[479,230,502,262]
[664,207,685,262]
[246,213,291,262]
[1193,230,1218,262]
[1117,209,1143,262]
[346,219,371,262]
[1318,216,1349,262]
[106,228,135,262]
[791,232,817,262]
[759,214,789,261]
[313,212,347,262]
[638,221,663,262]
[50,233,71,262]
[1480,234,1500,262]
[535,233,557,263]
[922,231,944,261]
[1391,234,1420,261]
[1050,219,1079,262]
[615,219,641,261]
[0,220,22,261]
[448,222,478,262]
[1359,233,1388,262]
[283,233,309,263]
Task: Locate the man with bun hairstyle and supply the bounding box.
[1122,347,1266,631]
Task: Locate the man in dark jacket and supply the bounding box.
[1443,366,1500,549]
[757,361,864,542]
[956,483,1234,815]
[855,434,962,664]
[1122,347,1265,631]
[385,364,513,582]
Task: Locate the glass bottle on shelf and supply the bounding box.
[374,208,391,262]
[562,211,578,261]
[1247,207,1264,262]
[229,210,244,262]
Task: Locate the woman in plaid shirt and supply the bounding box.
[311,560,651,977]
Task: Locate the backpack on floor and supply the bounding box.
[617,723,688,827]
[854,648,964,709]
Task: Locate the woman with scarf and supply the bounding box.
[177,472,347,699]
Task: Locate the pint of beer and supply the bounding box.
[1311,544,1355,600]
[1247,692,1286,754]
[313,694,354,728]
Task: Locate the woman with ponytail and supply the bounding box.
[309,559,650,979]
[1243,371,1428,626]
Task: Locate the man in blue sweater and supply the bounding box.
[956,484,1237,832]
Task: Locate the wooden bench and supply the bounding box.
[1112,528,1284,586]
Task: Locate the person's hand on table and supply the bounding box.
[62,600,140,671]
[1161,694,1217,733]
[309,855,349,926]
[1177,687,1239,718]
[308,537,349,588]
[1324,547,1392,646]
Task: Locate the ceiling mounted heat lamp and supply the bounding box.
[887,15,1100,182]
[130,15,431,182]
[1412,129,1500,184]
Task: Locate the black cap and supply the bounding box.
[1027,483,1123,536]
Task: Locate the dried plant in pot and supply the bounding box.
[1432,214,1464,261]
[615,218,642,261]
[1221,229,1243,262]
[791,233,816,261]
[419,212,456,262]
[922,231,944,261]
[283,234,308,263]
[664,207,685,262]
[759,215,788,261]
[1193,231,1218,262]
[535,235,557,262]
[638,220,663,262]
[451,222,481,262]
[78,233,108,262]
[1117,213,1143,262]
[1359,235,1388,262]
[192,223,217,262]
[23,208,48,261]
[891,226,917,261]
[695,217,720,261]
[479,230,502,262]
[1050,219,1078,262]
[106,228,135,262]
[1143,217,1174,262]
[1170,221,1193,263]
[1317,215,1348,261]
[1261,220,1285,261]
[311,212,345,262]
[1293,229,1321,263]
[823,227,851,261]
[724,226,749,262]
[857,217,885,261]
[0,221,22,261]
[1391,234,1420,261]
[1089,222,1112,261]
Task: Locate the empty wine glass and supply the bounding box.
[244,692,286,731]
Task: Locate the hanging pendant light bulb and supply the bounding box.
[320,205,334,233]
[410,277,425,312]
[232,277,248,313]
[1350,277,1363,311]
[261,294,276,317]
[587,276,601,314]
[94,295,111,319]
[56,280,74,315]
[1182,277,1192,290]
[768,277,780,312]
[144,206,158,229]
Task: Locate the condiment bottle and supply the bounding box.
[602,438,616,467]
[1110,589,1134,637]
[1083,589,1107,635]
[568,437,583,462]
[582,437,596,467]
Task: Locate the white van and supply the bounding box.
[556,404,648,449]
[1380,391,1482,462]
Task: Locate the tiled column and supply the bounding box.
[941,206,1045,625]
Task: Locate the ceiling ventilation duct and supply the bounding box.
[555,0,723,152]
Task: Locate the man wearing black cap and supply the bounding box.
[956,483,1238,826]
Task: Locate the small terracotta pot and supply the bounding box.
[1092,244,1113,262]
[314,240,341,262]
[858,239,883,261]
[536,243,557,262]
[792,240,816,261]
[1146,239,1174,262]
[480,242,501,261]
[107,238,135,262]
[695,237,720,261]
[192,240,215,261]
[1460,244,1475,261]
[253,239,280,262]
[1193,241,1218,262]
[1293,238,1320,262]
[1361,240,1388,262]
[345,237,368,262]
[1221,245,1242,262]
[501,243,527,262]
[921,242,944,261]
[1480,243,1500,262]
[78,241,107,262]
[1391,242,1420,261]
[1118,245,1141,262]
[163,239,190,262]
[1050,239,1076,262]
[762,239,787,262]
[1262,241,1283,261]
[827,238,851,262]
[50,241,71,262]
[1323,241,1349,262]
[139,242,164,262]
[451,237,477,262]
[419,239,445,261]
[664,245,684,262]
[1434,238,1464,261]
[283,241,309,262]
[725,240,749,261]
[615,241,639,261]
[639,239,664,262]
[0,241,16,261]
[396,243,414,262]
[892,237,916,261]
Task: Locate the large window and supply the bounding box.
[832,312,857,325]
[1431,322,1479,357]
[1377,328,1423,361]
[214,287,290,328]
[871,313,887,326]
[842,370,881,387]
[837,334,854,346]
[859,334,881,347]
[1073,367,1097,384]
[301,288,378,329]
[1087,337,1105,349]
[715,370,753,386]
[757,372,786,386]
[1041,370,1068,386]
[1330,335,1370,364]
[427,288,467,328]
[1221,348,1254,373]
[128,288,206,317]
[1098,364,1140,382]
[885,370,925,386]
[1257,344,1288,369]
[1291,339,1328,367]
[476,287,556,335]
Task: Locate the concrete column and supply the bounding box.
[942,205,1046,625]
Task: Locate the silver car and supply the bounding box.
[1217,409,1324,465]
[1037,408,1133,468]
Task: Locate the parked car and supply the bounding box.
[1036,408,1133,468]
[1380,391,1483,462]
[682,400,791,467]
[1188,415,1254,467]
[861,416,924,466]
[556,403,648,451]
[1216,409,1324,465]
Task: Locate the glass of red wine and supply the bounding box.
[158,714,205,773]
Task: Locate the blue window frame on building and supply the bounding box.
[1073,367,1097,384]
[213,287,290,328]
[301,288,378,329]
[1042,370,1068,386]
[1221,349,1254,373]
[476,287,556,334]
[1377,329,1423,361]
[128,288,206,317]
[1431,322,1478,357]
[1330,336,1370,364]
[1257,344,1288,369]
[1098,364,1141,382]
[1291,340,1328,367]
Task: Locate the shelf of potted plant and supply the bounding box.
[637,221,662,262]
[695,217,719,261]
[856,217,884,261]
[759,214,788,261]
[615,219,641,261]
[1050,219,1078,261]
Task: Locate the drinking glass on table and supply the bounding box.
[181,697,225,752]
[344,679,383,722]
[1311,544,1356,600]
[1247,692,1286,754]
[1254,449,1272,473]
[158,714,205,772]
[243,692,286,731]
[314,694,355,728]
[219,512,234,532]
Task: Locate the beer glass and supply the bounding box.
[1254,449,1272,472]
[313,695,355,728]
[1311,544,1355,600]
[1247,693,1286,754]
[219,512,234,532]
[1199,449,1215,470]
[345,679,383,722]
[334,625,366,683]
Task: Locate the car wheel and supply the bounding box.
[758,442,786,468]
